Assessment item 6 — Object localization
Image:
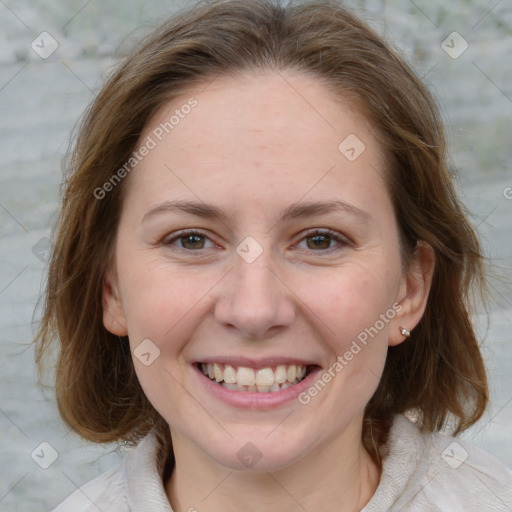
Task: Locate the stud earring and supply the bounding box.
[399,327,411,338]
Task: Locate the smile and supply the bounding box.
[200,363,309,392]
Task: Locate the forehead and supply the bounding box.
[125,71,389,220]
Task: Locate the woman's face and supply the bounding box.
[103,71,429,471]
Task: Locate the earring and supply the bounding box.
[399,327,411,338]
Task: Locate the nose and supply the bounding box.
[213,256,296,339]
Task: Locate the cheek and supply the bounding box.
[119,263,216,417]
[298,260,399,347]
[325,264,401,394]
[292,259,400,409]
[117,258,212,344]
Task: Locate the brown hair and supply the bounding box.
[35,0,488,464]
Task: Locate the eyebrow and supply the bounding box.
[281,200,371,223]
[141,199,371,225]
[142,200,231,224]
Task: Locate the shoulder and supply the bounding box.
[51,432,172,512]
[420,422,512,511]
[364,414,512,512]
[51,463,127,512]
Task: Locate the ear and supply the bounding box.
[102,266,128,336]
[389,241,435,346]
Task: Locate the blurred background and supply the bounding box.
[1,0,511,509]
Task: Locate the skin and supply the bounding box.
[103,70,434,512]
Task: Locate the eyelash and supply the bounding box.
[162,228,350,254]
[298,229,351,252]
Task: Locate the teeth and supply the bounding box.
[275,365,287,384]
[214,363,223,382]
[223,364,237,384]
[200,362,309,392]
[255,368,274,386]
[237,366,255,387]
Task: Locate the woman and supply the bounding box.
[36,0,512,510]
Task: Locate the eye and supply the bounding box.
[163,230,216,250]
[296,229,349,252]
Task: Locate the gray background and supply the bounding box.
[1,0,511,510]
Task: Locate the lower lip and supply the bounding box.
[194,365,322,409]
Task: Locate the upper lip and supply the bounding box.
[192,356,320,368]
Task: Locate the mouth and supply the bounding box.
[197,362,313,393]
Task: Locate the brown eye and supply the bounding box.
[295,229,349,253]
[164,230,215,251]
[306,234,332,250]
[180,234,205,249]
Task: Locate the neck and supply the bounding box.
[165,418,381,512]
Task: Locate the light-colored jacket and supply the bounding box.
[52,415,512,511]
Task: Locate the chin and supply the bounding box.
[208,443,307,473]
[190,426,314,473]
